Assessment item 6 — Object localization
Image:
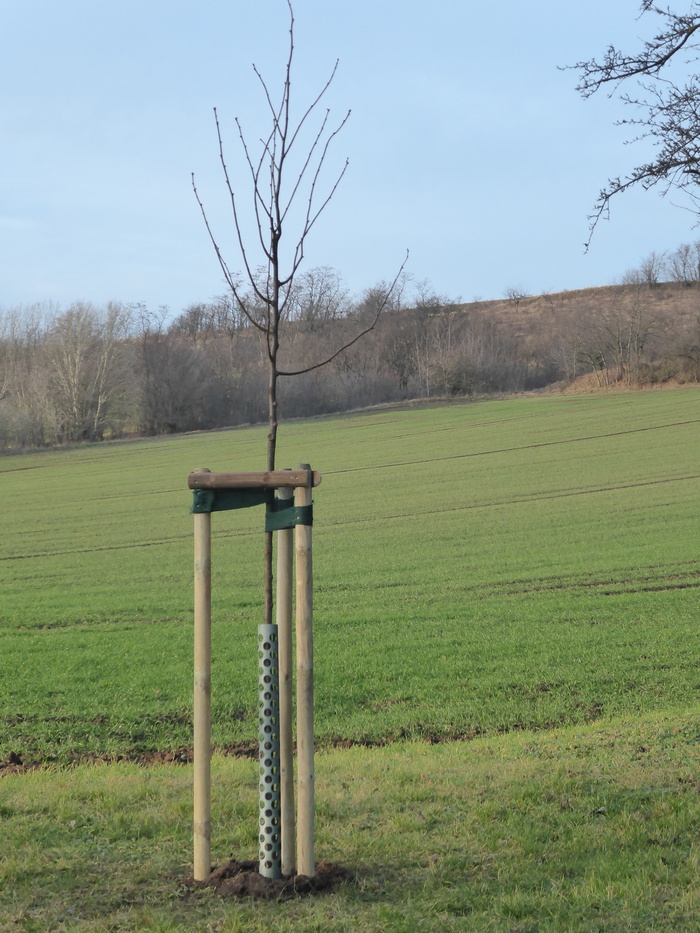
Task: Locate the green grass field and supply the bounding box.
[1,388,700,930]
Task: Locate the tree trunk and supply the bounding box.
[264,361,278,626]
[264,257,280,625]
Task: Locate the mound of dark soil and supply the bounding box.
[188,859,354,900]
[0,751,38,775]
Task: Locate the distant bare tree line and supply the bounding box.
[621,242,700,289]
[1,252,699,450]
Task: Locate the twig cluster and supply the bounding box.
[570,2,700,242]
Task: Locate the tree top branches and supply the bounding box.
[571,2,700,244]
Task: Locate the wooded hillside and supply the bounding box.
[1,276,698,450]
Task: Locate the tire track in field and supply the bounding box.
[2,472,698,563]
[323,472,700,529]
[465,567,700,599]
[325,418,700,475]
[323,559,700,600]
[0,534,191,561]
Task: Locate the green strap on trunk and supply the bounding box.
[192,488,313,530]
[264,499,313,531]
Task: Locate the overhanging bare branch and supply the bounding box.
[570,2,700,242]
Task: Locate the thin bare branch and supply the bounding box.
[302,116,352,234]
[278,251,409,376]
[253,0,294,132]
[286,59,341,158]
[285,109,352,230]
[192,173,270,333]
[213,109,272,306]
[284,155,350,288]
[232,115,275,266]
[279,108,333,226]
[571,5,700,97]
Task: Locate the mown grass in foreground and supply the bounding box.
[2,708,700,932]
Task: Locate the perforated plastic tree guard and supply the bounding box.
[257,624,281,879]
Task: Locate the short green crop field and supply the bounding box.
[1,389,699,763]
[2,389,700,931]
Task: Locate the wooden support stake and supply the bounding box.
[295,464,315,877]
[193,471,212,882]
[276,477,295,876]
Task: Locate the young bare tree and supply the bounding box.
[192,0,406,621]
[504,285,529,312]
[667,239,700,286]
[571,2,700,241]
[622,249,667,287]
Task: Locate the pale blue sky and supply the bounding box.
[2,0,696,313]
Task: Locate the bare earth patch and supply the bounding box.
[0,743,258,775]
[186,859,354,900]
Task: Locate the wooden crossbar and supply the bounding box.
[188,469,321,490]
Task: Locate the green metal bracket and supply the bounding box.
[192,487,269,514]
[264,498,313,532]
